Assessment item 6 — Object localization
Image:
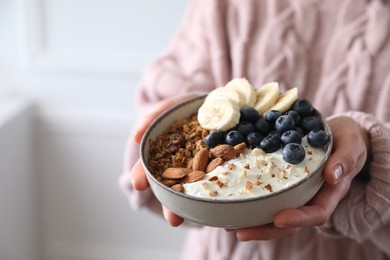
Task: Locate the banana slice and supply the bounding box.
[268,87,298,113]
[254,82,280,115]
[224,78,256,107]
[198,98,240,131]
[205,87,242,106]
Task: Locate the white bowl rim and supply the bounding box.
[140,94,333,203]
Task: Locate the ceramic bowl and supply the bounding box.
[140,95,333,228]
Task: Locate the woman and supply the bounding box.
[120,0,390,259]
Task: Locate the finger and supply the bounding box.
[131,159,150,191]
[133,93,200,144]
[324,118,367,184]
[274,175,352,227]
[235,223,299,241]
[162,206,185,227]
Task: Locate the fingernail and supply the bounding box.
[332,164,343,183]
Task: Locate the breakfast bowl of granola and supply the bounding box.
[140,79,333,228]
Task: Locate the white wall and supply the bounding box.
[0,100,36,260]
[0,1,190,259]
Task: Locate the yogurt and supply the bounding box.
[183,137,326,200]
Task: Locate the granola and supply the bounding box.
[148,114,209,179]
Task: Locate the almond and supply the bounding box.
[171,183,184,192]
[206,157,224,173]
[162,167,191,179]
[210,144,236,160]
[192,147,209,172]
[161,178,178,186]
[234,142,246,156]
[180,171,206,184]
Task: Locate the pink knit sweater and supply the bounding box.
[120,0,390,259]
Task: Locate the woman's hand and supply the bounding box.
[130,93,200,227]
[232,116,370,241]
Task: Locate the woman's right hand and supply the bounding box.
[130,93,201,227]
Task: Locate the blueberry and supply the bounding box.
[280,130,302,145]
[240,107,260,123]
[264,110,282,124]
[282,143,306,164]
[275,115,295,134]
[246,132,264,148]
[205,131,225,148]
[225,130,245,146]
[300,116,323,134]
[237,121,255,136]
[307,130,330,148]
[259,132,281,153]
[293,126,305,137]
[285,110,301,125]
[291,99,314,117]
[254,119,273,136]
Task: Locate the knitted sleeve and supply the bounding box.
[321,112,390,255]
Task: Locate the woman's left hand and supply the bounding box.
[231,116,369,241]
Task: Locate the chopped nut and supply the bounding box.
[255,159,266,169]
[216,180,224,188]
[265,184,273,192]
[228,163,236,170]
[244,163,250,169]
[218,176,227,186]
[209,190,218,197]
[305,166,310,175]
[246,181,254,191]
[251,148,265,156]
[220,169,229,175]
[208,176,219,182]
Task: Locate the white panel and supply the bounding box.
[0,0,21,69]
[28,0,189,73]
[0,100,37,260]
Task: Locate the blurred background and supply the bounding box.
[0,0,190,259]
